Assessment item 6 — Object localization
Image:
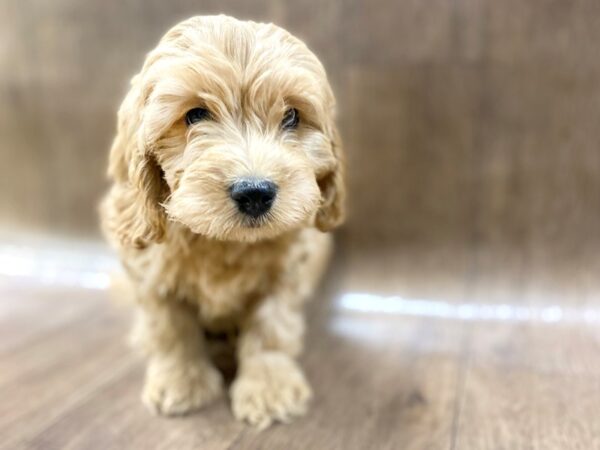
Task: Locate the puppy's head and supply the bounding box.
[109,15,344,246]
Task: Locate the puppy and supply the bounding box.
[100,15,345,428]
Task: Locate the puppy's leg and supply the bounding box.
[231,232,331,428]
[231,299,310,429]
[132,299,223,416]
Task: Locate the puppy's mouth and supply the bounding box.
[240,213,272,229]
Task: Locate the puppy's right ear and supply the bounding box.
[106,75,167,249]
[315,120,346,232]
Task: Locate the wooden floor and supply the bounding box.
[3,240,600,450]
[3,1,600,448]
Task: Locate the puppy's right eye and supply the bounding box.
[185,108,211,126]
[281,108,299,130]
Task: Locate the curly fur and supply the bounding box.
[100,15,345,428]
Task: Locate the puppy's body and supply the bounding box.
[101,15,344,428]
[118,225,330,326]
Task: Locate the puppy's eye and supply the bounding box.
[185,108,210,126]
[281,108,299,130]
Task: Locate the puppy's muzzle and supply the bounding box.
[230,179,278,218]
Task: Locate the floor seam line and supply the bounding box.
[449,325,471,450]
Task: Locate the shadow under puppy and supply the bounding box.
[100,15,345,429]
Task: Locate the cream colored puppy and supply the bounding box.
[100,15,344,428]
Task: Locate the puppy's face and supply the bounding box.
[110,16,344,245]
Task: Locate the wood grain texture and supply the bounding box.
[3,241,600,449]
[2,0,600,448]
[1,0,600,252]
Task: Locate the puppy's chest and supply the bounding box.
[159,240,284,323]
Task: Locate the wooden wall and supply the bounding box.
[2,0,600,254]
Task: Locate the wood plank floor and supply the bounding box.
[3,241,600,449]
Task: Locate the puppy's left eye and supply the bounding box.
[281,108,299,130]
[185,107,211,126]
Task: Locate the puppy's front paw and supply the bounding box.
[143,359,223,416]
[230,352,312,429]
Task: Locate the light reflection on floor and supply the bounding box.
[3,239,600,326]
[337,292,600,324]
[0,241,116,290]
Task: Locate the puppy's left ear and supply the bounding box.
[315,121,346,232]
[105,75,168,249]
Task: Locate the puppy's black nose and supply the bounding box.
[230,179,277,218]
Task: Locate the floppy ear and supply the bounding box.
[315,122,346,232]
[105,76,168,249]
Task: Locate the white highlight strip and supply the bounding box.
[338,292,600,324]
[0,242,117,290]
